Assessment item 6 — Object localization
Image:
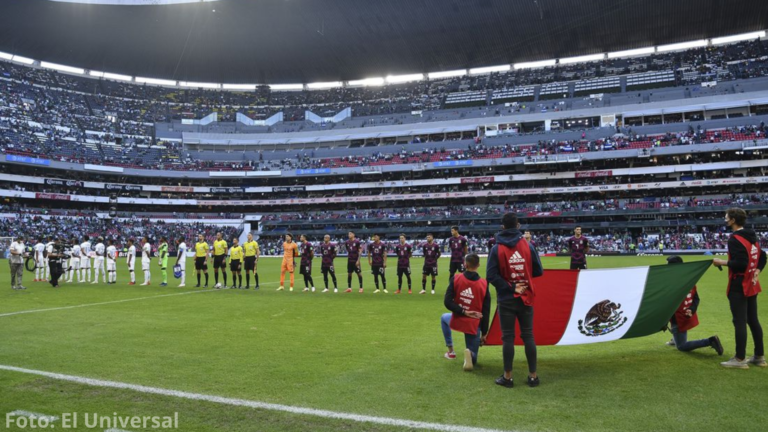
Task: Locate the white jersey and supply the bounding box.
[34,242,45,260]
[106,245,117,261]
[94,243,105,258]
[45,242,54,258]
[127,245,136,267]
[80,241,92,259]
[177,242,187,267]
[142,243,152,264]
[71,244,82,258]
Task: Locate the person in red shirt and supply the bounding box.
[440,254,490,372]
[664,256,723,355]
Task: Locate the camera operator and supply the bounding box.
[47,238,67,288]
[9,235,26,290]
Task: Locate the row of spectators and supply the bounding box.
[0,215,240,254]
[1,39,767,126]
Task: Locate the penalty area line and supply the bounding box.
[0,364,512,432]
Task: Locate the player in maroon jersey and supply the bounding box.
[421,234,441,294]
[299,235,315,292]
[345,231,364,293]
[395,234,413,294]
[448,226,468,281]
[319,234,338,293]
[567,226,590,270]
[368,234,388,293]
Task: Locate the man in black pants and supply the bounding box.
[713,207,766,368]
[47,238,66,288]
[487,213,543,388]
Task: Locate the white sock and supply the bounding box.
[144,270,150,283]
[180,271,185,285]
[130,271,135,283]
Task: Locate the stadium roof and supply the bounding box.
[0,0,766,84]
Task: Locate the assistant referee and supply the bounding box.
[195,234,210,288]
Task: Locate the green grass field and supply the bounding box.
[0,255,765,432]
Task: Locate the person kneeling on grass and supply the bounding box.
[440,253,491,372]
[664,256,724,355]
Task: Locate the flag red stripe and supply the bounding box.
[485,270,579,346]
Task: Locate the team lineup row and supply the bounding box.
[10,227,590,292]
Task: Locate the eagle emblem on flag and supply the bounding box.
[578,300,628,337]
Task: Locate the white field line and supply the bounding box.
[6,410,60,422]
[0,283,279,319]
[0,365,513,432]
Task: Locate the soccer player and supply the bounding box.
[278,233,299,291]
[229,237,244,289]
[212,232,229,289]
[448,226,468,282]
[567,226,589,270]
[299,235,315,292]
[67,237,82,283]
[45,236,54,281]
[422,234,441,294]
[395,234,412,294]
[126,238,137,285]
[106,239,117,284]
[141,237,152,286]
[158,237,169,286]
[194,234,210,288]
[320,234,338,293]
[80,236,92,283]
[34,237,46,282]
[345,231,364,293]
[368,234,388,293]
[243,233,260,289]
[93,237,106,284]
[175,237,187,287]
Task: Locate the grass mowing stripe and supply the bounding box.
[0,287,226,318]
[0,364,515,432]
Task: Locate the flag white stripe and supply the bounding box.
[555,266,650,345]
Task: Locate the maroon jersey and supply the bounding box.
[369,242,387,266]
[301,242,313,265]
[346,239,361,262]
[449,235,468,263]
[395,243,412,268]
[422,242,441,267]
[320,243,336,267]
[567,236,589,265]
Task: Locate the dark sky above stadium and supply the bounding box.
[0,0,766,84]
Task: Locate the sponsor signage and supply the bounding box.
[575,170,613,178]
[272,186,307,192]
[35,192,71,201]
[105,183,143,192]
[161,186,195,193]
[460,176,494,184]
[434,160,473,168]
[44,179,83,188]
[6,155,50,166]
[210,187,243,193]
[296,168,331,175]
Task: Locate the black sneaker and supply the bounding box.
[245,285,250,290]
[527,375,540,388]
[495,375,514,388]
[195,284,200,288]
[204,285,208,288]
[710,336,724,356]
[255,285,260,290]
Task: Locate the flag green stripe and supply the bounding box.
[622,260,712,339]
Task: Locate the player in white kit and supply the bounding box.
[106,239,117,284]
[45,237,54,280]
[141,236,152,286]
[92,237,106,284]
[34,238,46,282]
[67,238,82,283]
[176,237,187,287]
[126,239,137,285]
[80,236,92,283]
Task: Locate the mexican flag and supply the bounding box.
[485,260,711,346]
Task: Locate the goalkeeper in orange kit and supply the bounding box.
[278,233,299,291]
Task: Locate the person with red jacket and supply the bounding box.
[713,208,766,368]
[665,256,724,355]
[487,213,543,388]
[440,253,491,372]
